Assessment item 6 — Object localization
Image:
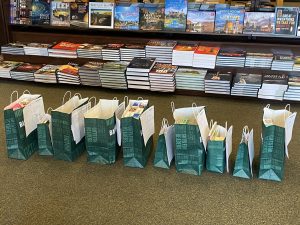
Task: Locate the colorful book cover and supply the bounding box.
[186,11,215,33]
[89,2,114,29]
[58,64,79,76]
[174,43,198,51]
[150,63,177,75]
[275,7,299,36]
[0,61,21,70]
[32,0,51,25]
[215,9,245,34]
[12,63,44,73]
[146,40,177,48]
[10,0,18,24]
[233,73,262,85]
[52,42,81,51]
[200,3,215,11]
[114,5,139,30]
[35,64,59,75]
[139,6,164,31]
[70,2,89,28]
[243,12,275,34]
[19,0,32,25]
[164,0,188,31]
[194,46,220,55]
[205,71,233,82]
[50,1,70,27]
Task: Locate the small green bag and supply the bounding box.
[37,122,53,156]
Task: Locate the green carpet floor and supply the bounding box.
[0,80,299,225]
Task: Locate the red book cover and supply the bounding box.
[52,41,81,51]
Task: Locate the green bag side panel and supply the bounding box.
[206,140,226,173]
[233,142,251,179]
[153,134,170,169]
[37,123,54,156]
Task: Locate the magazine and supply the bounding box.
[89,2,114,29]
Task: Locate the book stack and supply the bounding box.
[146,40,177,63]
[126,57,156,90]
[293,56,300,71]
[175,67,207,91]
[120,44,146,61]
[192,46,220,69]
[0,61,21,78]
[172,43,198,67]
[231,73,262,97]
[102,44,124,61]
[99,61,129,89]
[204,71,233,95]
[149,63,177,92]
[23,43,52,56]
[10,63,44,81]
[56,64,81,85]
[271,49,294,71]
[245,51,274,69]
[216,47,246,68]
[79,62,103,86]
[284,75,300,101]
[1,43,25,55]
[48,42,80,58]
[34,65,59,83]
[258,73,289,100]
[77,44,104,59]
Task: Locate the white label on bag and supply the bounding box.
[196,109,209,151]
[140,106,155,146]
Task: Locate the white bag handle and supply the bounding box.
[10,90,19,103]
[284,104,291,121]
[47,107,53,114]
[124,96,128,108]
[23,90,31,95]
[137,97,143,100]
[171,101,175,113]
[89,97,97,108]
[209,120,214,129]
[265,104,270,109]
[242,125,249,135]
[192,102,200,118]
[225,121,228,131]
[74,93,82,99]
[62,91,72,105]
[161,118,169,130]
[113,97,118,100]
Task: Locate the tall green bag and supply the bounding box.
[173,103,209,176]
[258,104,297,182]
[4,91,45,160]
[52,92,91,162]
[121,99,154,168]
[37,109,53,156]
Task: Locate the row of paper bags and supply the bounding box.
[3,90,297,182]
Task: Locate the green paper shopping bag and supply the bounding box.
[85,97,125,164]
[233,126,255,179]
[153,118,175,169]
[173,102,209,176]
[258,104,297,182]
[121,98,154,168]
[4,90,46,160]
[52,91,91,162]
[206,121,233,174]
[37,108,54,156]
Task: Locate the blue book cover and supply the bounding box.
[114,5,139,30]
[215,4,230,11]
[186,11,215,33]
[164,0,188,31]
[32,0,51,25]
[215,9,245,34]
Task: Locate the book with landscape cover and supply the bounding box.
[205,71,233,83]
[186,11,215,33]
[194,46,220,56]
[89,2,114,29]
[215,9,245,34]
[114,5,139,30]
[35,64,59,76]
[149,63,177,75]
[233,73,262,85]
[70,2,89,28]
[275,7,299,36]
[51,1,70,27]
[164,0,188,31]
[32,0,51,25]
[243,12,275,34]
[127,57,156,72]
[139,5,164,31]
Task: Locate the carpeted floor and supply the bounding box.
[0,80,299,225]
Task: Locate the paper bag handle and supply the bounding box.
[74,93,82,99]
[124,96,128,108]
[161,118,169,129]
[62,91,72,105]
[88,97,97,108]
[171,101,175,113]
[225,121,228,131]
[284,104,291,121]
[23,90,31,95]
[209,120,214,129]
[243,126,249,135]
[113,97,118,100]
[192,102,200,118]
[47,107,53,114]
[10,90,19,103]
[137,97,143,100]
[265,104,270,109]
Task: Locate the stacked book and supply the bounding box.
[48,42,80,58]
[56,64,81,85]
[34,65,59,83]
[77,44,104,59]
[172,43,198,67]
[284,75,300,101]
[99,61,129,89]
[0,61,21,78]
[10,63,44,81]
[120,44,146,61]
[216,47,246,67]
[1,43,25,55]
[79,62,103,86]
[102,44,124,61]
[149,63,177,92]
[175,67,207,91]
[126,57,156,90]
[192,46,220,69]
[231,73,262,97]
[293,56,300,71]
[258,73,289,100]
[23,43,52,56]
[271,49,294,71]
[145,40,177,63]
[204,71,233,95]
[245,51,274,69]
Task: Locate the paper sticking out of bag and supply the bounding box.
[173,106,205,125]
[122,100,148,119]
[248,129,255,176]
[84,99,119,120]
[225,126,233,173]
[196,109,209,150]
[140,106,155,146]
[115,102,125,146]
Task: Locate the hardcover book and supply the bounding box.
[12,63,44,73]
[149,63,177,75]
[205,71,233,83]
[262,73,288,85]
[35,64,59,76]
[139,6,164,31]
[127,57,156,72]
[19,0,32,25]
[114,5,139,30]
[194,46,220,55]
[32,0,51,25]
[89,2,114,29]
[186,11,215,33]
[215,9,245,34]
[275,7,299,36]
[233,73,262,85]
[288,75,300,86]
[51,1,70,27]
[51,41,81,51]
[164,0,188,31]
[243,12,275,34]
[70,2,89,28]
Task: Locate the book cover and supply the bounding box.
[19,0,32,25]
[89,2,114,29]
[275,7,299,36]
[176,67,206,76]
[150,63,177,75]
[35,64,59,75]
[12,63,43,73]
[186,11,215,33]
[218,47,246,57]
[80,61,104,70]
[200,3,215,11]
[173,43,197,51]
[52,42,81,51]
[243,12,275,34]
[215,9,245,34]
[58,64,79,76]
[103,43,125,50]
[127,57,156,69]
[10,0,19,24]
[288,75,300,86]
[262,73,288,84]
[51,1,70,27]
[194,46,220,55]
[77,43,104,51]
[146,40,177,48]
[205,71,233,82]
[32,0,51,25]
[0,61,21,69]
[233,73,262,85]
[164,0,188,31]
[139,6,164,31]
[114,5,139,30]
[70,2,89,28]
